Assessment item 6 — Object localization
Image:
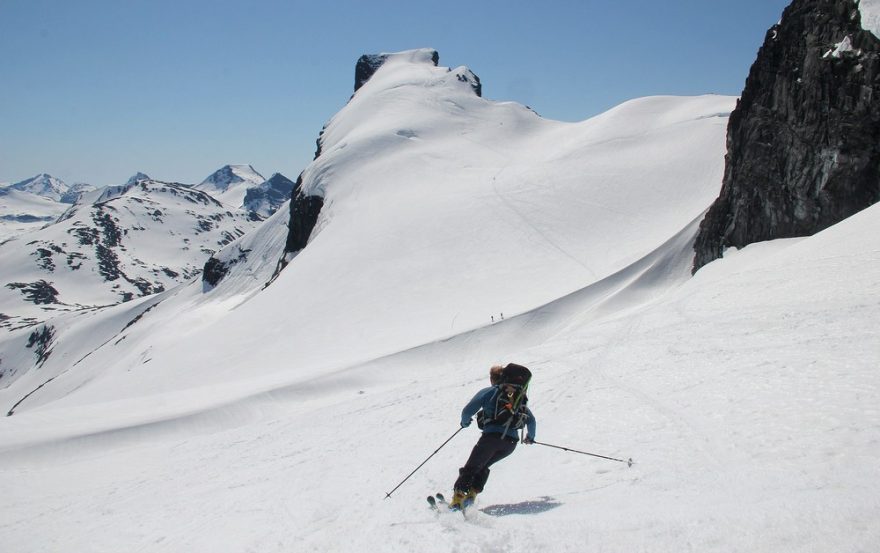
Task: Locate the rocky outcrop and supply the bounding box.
[693,0,880,272]
[201,245,251,288]
[354,50,440,91]
[284,174,324,253]
[355,54,390,92]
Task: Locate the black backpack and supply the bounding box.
[477,363,532,430]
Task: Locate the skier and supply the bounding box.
[449,363,536,510]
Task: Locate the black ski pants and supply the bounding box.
[454,432,517,493]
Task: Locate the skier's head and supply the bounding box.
[489,365,504,385]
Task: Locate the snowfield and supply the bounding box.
[1,49,878,552]
[0,187,70,240]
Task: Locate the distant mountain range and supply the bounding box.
[6,173,95,204]
[0,166,296,330]
[0,176,264,330]
[0,167,295,241]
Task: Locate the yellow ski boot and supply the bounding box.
[448,489,468,511]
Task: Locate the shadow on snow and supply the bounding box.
[480,496,562,517]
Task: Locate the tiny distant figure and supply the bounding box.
[500,313,504,320]
[491,315,495,323]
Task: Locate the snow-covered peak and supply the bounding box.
[197,165,265,192]
[125,172,151,186]
[194,165,265,208]
[8,173,69,201]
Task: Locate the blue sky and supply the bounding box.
[1,0,790,187]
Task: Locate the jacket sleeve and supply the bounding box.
[461,387,493,426]
[525,406,537,440]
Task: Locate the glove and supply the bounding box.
[522,436,534,444]
[460,419,471,428]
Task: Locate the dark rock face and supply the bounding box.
[456,69,482,97]
[694,0,880,272]
[201,245,252,288]
[26,324,55,367]
[6,280,59,305]
[202,256,229,287]
[284,174,324,253]
[354,54,390,92]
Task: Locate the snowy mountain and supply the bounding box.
[0,175,97,240]
[0,177,260,332]
[194,164,266,208]
[6,173,70,202]
[125,172,151,186]
[1,33,879,553]
[242,172,296,218]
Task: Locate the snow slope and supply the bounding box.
[1,197,877,553]
[0,49,735,412]
[0,187,69,240]
[1,49,877,552]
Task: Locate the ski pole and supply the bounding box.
[532,440,633,467]
[384,426,464,499]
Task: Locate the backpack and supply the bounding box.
[477,363,532,431]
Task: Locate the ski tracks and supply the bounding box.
[557,307,753,494]
[489,167,598,282]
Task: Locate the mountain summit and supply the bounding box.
[7,173,70,202]
[195,164,265,207]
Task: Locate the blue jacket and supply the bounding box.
[461,386,536,441]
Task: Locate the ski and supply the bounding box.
[428,492,470,518]
[427,492,448,512]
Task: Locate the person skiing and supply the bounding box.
[449,363,536,510]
